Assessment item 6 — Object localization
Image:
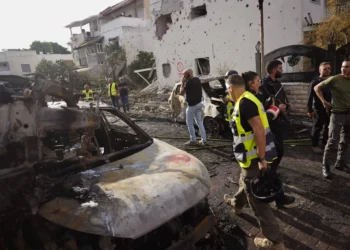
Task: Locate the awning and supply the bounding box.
[73,36,104,50]
[76,65,103,75]
[109,36,119,42]
[65,15,100,28]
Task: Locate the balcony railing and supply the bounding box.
[100,17,150,33]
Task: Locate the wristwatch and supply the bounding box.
[257,156,266,162]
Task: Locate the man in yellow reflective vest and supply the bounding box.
[82,85,94,101]
[223,74,285,250]
[108,78,120,109]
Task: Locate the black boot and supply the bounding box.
[334,160,350,173]
[276,194,296,209]
[322,165,331,179]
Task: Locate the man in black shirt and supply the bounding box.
[180,69,207,146]
[260,61,288,165]
[223,74,284,249]
[259,60,295,208]
[306,62,332,154]
[118,77,129,113]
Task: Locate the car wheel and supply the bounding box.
[204,117,222,136]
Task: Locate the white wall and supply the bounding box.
[302,0,325,26]
[0,50,73,76]
[122,24,154,63]
[38,54,73,62]
[150,0,326,86]
[100,17,153,65]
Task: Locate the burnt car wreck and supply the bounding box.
[168,76,229,136]
[0,75,215,250]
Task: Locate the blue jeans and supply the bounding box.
[120,95,129,112]
[186,103,206,142]
[111,96,120,109]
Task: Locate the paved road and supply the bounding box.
[131,114,350,250]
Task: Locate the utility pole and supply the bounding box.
[259,0,264,77]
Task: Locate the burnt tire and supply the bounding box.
[203,117,223,137]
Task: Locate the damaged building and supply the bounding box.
[0,50,73,76]
[66,0,154,74]
[149,0,328,86]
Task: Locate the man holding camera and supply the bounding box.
[180,69,207,146]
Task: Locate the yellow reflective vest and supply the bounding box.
[82,89,94,101]
[231,91,277,168]
[108,82,118,97]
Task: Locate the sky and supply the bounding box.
[0,0,123,50]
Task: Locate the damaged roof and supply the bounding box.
[73,36,104,50]
[100,0,136,16]
[65,15,100,28]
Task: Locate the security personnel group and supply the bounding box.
[180,58,350,250]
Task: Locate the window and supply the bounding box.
[155,14,172,40]
[79,58,88,67]
[195,58,210,75]
[97,53,105,64]
[21,64,31,73]
[97,43,104,53]
[78,49,86,58]
[191,4,207,19]
[162,63,171,78]
[86,46,96,55]
[0,62,10,72]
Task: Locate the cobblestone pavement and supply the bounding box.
[132,114,350,250]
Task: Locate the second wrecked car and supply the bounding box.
[168,76,229,136]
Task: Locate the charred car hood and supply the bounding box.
[39,139,211,239]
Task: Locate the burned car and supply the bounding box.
[168,76,229,136]
[0,75,214,250]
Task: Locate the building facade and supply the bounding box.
[66,0,153,72]
[0,50,73,76]
[149,0,328,86]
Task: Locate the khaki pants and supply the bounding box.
[232,159,283,244]
[323,113,350,166]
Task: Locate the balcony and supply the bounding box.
[100,17,150,34]
[71,33,86,47]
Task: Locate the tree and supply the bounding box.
[35,59,74,81]
[30,41,70,54]
[35,59,92,91]
[51,42,70,54]
[127,51,156,88]
[101,43,126,81]
[304,0,350,48]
